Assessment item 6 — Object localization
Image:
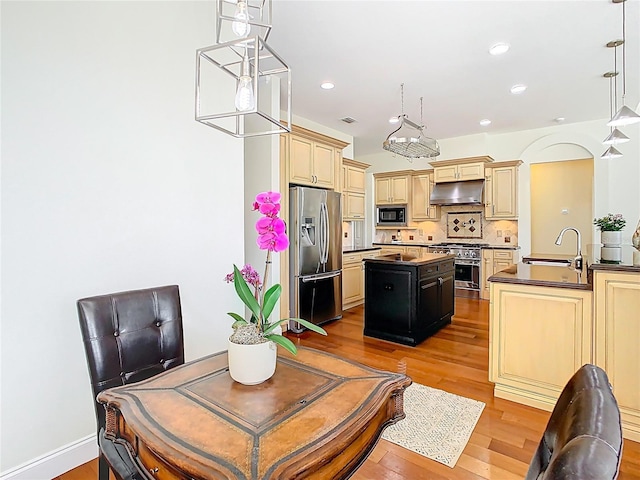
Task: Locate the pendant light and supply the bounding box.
[607,0,640,126]
[383,84,440,159]
[602,42,629,148]
[195,0,291,137]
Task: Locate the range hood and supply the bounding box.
[429,179,484,205]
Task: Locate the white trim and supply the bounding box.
[0,434,97,480]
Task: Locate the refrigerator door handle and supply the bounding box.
[319,201,328,265]
[301,271,341,282]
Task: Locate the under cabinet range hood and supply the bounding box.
[429,179,484,205]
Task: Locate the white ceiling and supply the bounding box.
[267,0,640,157]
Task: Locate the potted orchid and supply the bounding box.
[224,191,326,385]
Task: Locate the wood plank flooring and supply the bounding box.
[58,297,640,479]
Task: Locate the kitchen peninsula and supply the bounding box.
[488,245,640,442]
[363,252,455,346]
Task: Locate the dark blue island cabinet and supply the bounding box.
[364,253,455,346]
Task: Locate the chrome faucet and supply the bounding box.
[555,227,583,270]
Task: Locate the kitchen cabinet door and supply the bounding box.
[313,143,335,188]
[345,166,366,193]
[481,249,494,300]
[342,262,364,306]
[344,192,365,220]
[375,175,409,205]
[411,173,440,220]
[594,271,640,442]
[405,246,423,258]
[485,163,521,219]
[290,136,314,185]
[434,162,485,183]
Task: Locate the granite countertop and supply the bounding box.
[372,242,520,250]
[342,246,382,254]
[364,252,454,266]
[489,263,592,290]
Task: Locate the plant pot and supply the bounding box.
[601,230,622,247]
[601,246,622,263]
[227,339,277,385]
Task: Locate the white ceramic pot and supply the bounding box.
[601,246,622,262]
[227,339,277,385]
[601,230,622,247]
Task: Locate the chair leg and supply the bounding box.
[98,453,110,480]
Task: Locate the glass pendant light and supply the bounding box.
[601,146,624,160]
[602,66,630,146]
[608,0,640,126]
[231,1,251,37]
[235,48,255,111]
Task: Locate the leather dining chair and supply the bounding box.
[525,364,623,480]
[77,285,185,480]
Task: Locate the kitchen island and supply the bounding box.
[488,244,640,441]
[363,253,455,346]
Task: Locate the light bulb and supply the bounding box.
[231,1,250,37]
[235,75,254,111]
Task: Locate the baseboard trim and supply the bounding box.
[0,434,97,480]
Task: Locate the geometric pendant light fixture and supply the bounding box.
[195,0,291,137]
[215,0,272,44]
[602,44,630,150]
[607,0,640,127]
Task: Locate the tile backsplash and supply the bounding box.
[375,205,518,246]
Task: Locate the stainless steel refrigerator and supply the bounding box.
[289,186,342,333]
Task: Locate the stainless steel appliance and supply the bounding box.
[427,243,484,298]
[289,186,342,333]
[376,205,407,226]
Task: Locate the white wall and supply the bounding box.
[1,1,246,474]
[358,119,640,253]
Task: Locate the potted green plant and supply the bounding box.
[225,191,326,385]
[594,213,626,247]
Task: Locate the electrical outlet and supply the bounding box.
[505,236,511,243]
[418,229,424,236]
[344,232,348,238]
[497,230,502,237]
[427,235,433,241]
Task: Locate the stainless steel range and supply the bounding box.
[427,243,485,298]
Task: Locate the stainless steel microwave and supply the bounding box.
[377,206,407,226]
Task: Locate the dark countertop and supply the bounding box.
[342,246,382,254]
[364,252,455,266]
[372,242,520,250]
[524,245,640,273]
[489,263,592,290]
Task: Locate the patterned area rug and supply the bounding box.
[381,383,485,468]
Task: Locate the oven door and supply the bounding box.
[454,260,480,291]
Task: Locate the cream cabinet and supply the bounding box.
[489,282,593,410]
[481,249,518,300]
[485,160,522,219]
[594,270,640,442]
[286,125,348,190]
[342,250,382,309]
[343,192,365,220]
[434,161,485,183]
[411,171,440,221]
[374,173,410,205]
[342,159,369,220]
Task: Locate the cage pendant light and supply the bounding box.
[383,84,440,159]
[608,0,640,126]
[216,0,272,44]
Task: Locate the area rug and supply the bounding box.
[381,383,485,468]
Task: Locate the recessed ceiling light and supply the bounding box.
[389,116,400,124]
[489,43,510,56]
[479,119,492,126]
[554,117,565,123]
[320,82,335,90]
[510,84,527,94]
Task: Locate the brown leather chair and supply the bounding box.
[78,285,185,480]
[526,364,623,480]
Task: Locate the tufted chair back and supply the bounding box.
[525,364,623,480]
[78,285,184,480]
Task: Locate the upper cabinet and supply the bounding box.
[285,125,349,190]
[411,170,440,221]
[342,159,370,220]
[484,160,523,219]
[431,156,494,183]
[374,172,410,205]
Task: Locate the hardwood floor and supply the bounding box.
[59,297,640,479]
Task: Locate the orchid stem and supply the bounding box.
[260,250,272,331]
